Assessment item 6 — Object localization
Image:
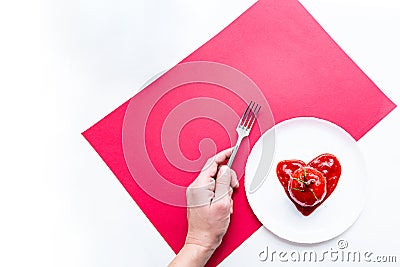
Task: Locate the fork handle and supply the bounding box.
[227,136,243,168]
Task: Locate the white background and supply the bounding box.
[0,0,399,266]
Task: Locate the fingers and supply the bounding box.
[186,178,215,207]
[212,148,238,188]
[230,169,239,188]
[188,148,238,207]
[201,158,219,179]
[214,147,234,164]
[214,165,233,201]
[202,147,234,179]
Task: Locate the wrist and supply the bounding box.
[182,243,214,264]
[168,243,214,267]
[185,233,220,252]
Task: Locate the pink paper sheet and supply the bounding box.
[83,0,396,266]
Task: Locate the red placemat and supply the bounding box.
[83,0,396,266]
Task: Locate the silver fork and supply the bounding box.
[227,101,261,168]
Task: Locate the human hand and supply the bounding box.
[185,147,239,251]
[168,148,239,267]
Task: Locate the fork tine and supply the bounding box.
[228,101,261,168]
[244,102,257,129]
[238,101,252,127]
[248,104,261,130]
[241,101,255,128]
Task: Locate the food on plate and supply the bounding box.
[288,167,326,207]
[276,153,341,216]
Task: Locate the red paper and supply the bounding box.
[83,0,396,266]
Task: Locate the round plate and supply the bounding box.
[245,117,367,243]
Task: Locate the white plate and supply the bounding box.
[245,117,367,243]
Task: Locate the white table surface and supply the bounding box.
[1,0,399,266]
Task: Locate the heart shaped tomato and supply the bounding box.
[276,153,341,216]
[288,167,327,207]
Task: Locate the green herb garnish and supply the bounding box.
[291,188,305,192]
[292,177,308,186]
[310,189,318,201]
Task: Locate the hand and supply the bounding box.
[186,147,239,250]
[169,148,239,266]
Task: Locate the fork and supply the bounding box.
[227,101,261,168]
